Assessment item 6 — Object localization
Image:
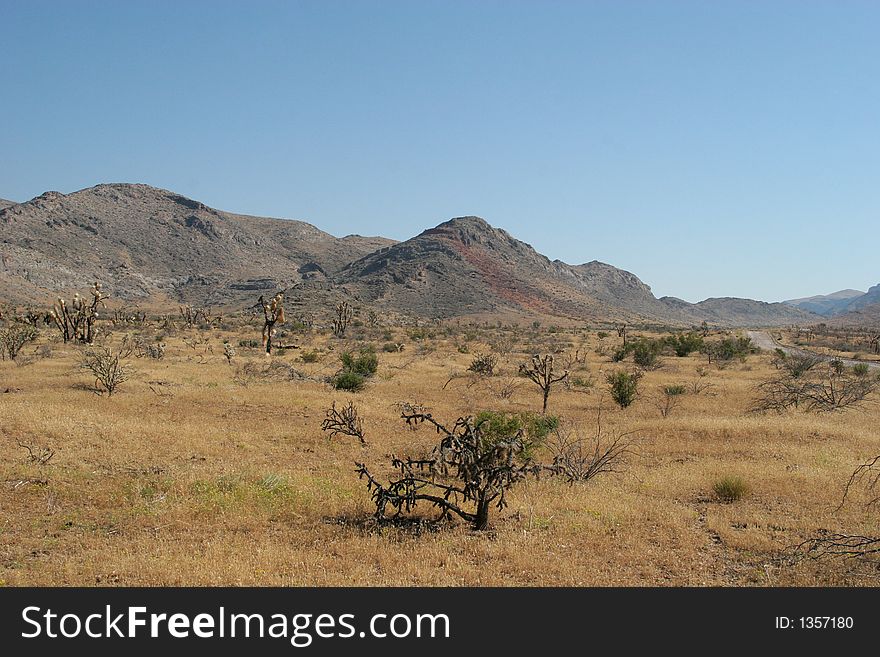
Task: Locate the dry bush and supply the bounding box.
[794,455,880,560]
[16,439,55,465]
[752,361,879,413]
[1,324,37,361]
[655,384,686,418]
[321,400,366,444]
[547,412,638,484]
[467,353,497,376]
[80,347,131,396]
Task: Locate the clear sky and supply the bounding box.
[2,1,878,302]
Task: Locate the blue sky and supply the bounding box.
[2,1,878,302]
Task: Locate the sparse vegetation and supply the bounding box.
[2,315,880,586]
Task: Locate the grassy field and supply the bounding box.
[2,319,879,586]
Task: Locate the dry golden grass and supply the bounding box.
[2,322,879,586]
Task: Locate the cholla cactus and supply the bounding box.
[260,292,285,354]
[48,282,107,343]
[223,342,236,364]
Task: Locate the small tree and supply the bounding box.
[332,301,353,338]
[260,292,285,354]
[519,354,568,413]
[48,282,107,343]
[356,411,547,530]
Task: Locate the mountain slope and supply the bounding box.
[0,184,394,305]
[783,289,865,316]
[0,198,17,210]
[839,283,880,313]
[338,216,814,325]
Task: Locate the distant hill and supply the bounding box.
[338,216,814,325]
[0,198,17,210]
[784,285,880,319]
[0,184,393,306]
[783,289,865,316]
[0,184,818,326]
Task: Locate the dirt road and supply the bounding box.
[747,330,880,370]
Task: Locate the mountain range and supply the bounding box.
[0,183,823,326]
[783,286,880,324]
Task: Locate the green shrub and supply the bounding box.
[340,348,378,377]
[632,339,662,368]
[238,338,260,349]
[474,410,558,461]
[713,476,749,503]
[852,363,870,377]
[333,371,366,392]
[665,332,704,357]
[606,370,640,408]
[663,384,687,396]
[611,345,630,362]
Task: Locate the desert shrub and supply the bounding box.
[781,354,821,378]
[1,324,37,360]
[702,336,753,364]
[632,339,663,368]
[752,360,879,413]
[606,370,641,408]
[519,354,568,413]
[597,331,609,339]
[382,342,399,353]
[852,363,871,377]
[656,384,686,418]
[340,348,378,377]
[611,345,629,362]
[548,415,638,483]
[713,476,749,503]
[300,350,321,363]
[473,410,558,461]
[238,339,260,349]
[81,347,131,396]
[468,353,497,376]
[333,371,366,392]
[665,332,704,357]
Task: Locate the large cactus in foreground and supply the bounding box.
[48,282,107,344]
